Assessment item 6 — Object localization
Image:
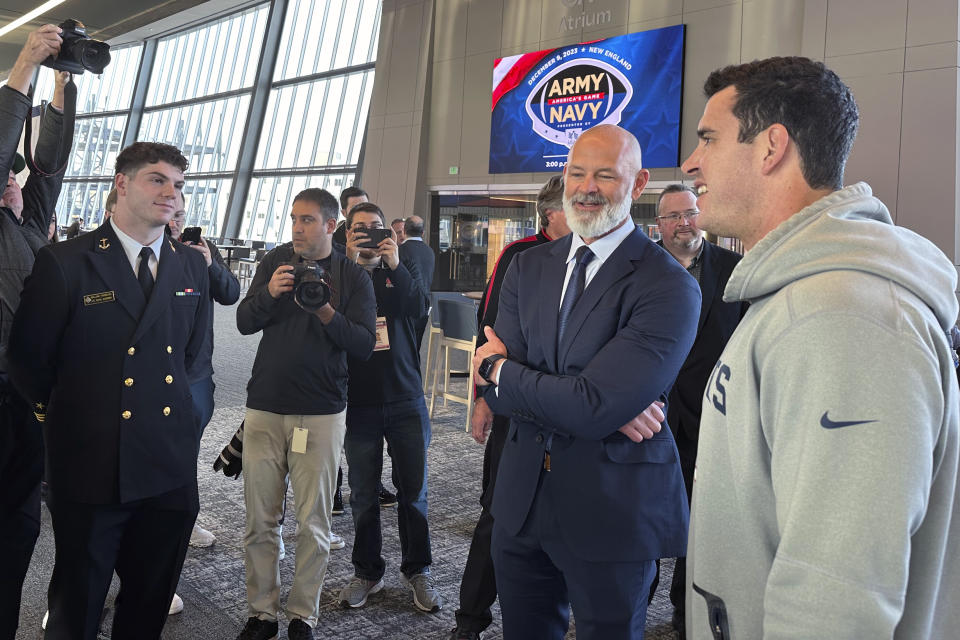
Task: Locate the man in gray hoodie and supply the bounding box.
[682,57,959,639]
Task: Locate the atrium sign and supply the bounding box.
[558,0,613,33]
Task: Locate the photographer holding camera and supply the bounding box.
[0,24,75,639]
[336,203,439,614]
[235,188,375,640]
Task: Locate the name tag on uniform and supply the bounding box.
[292,427,308,454]
[83,291,116,305]
[374,316,390,351]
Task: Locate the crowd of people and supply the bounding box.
[0,22,958,640]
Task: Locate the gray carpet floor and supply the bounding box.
[16,302,682,639]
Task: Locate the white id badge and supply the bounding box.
[374,316,390,351]
[292,427,308,454]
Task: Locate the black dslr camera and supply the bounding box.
[43,19,111,75]
[292,261,332,311]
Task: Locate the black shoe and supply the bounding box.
[449,628,483,640]
[332,488,344,515]
[288,619,314,640]
[379,486,397,508]
[235,617,278,640]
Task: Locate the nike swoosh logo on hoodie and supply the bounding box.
[820,412,877,429]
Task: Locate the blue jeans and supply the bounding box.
[344,396,432,580]
[190,377,216,437]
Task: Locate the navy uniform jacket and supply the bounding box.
[9,221,210,505]
[487,227,700,562]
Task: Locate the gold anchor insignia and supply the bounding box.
[98,238,110,250]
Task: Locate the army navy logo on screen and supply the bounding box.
[525,59,632,148]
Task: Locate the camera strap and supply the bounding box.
[22,74,77,177]
[330,255,343,310]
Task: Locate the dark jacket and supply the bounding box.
[237,242,376,415]
[476,230,553,350]
[0,85,68,372]
[398,238,435,292]
[660,240,746,469]
[185,238,240,384]
[9,223,211,504]
[347,257,429,406]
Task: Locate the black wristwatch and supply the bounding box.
[478,354,506,384]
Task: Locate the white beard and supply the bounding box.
[563,191,633,239]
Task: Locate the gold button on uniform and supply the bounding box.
[124,378,134,387]
[127,347,136,355]
[166,346,173,354]
[122,410,132,420]
[165,375,173,384]
[162,406,171,416]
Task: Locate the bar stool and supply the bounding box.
[422,292,445,393]
[429,299,477,431]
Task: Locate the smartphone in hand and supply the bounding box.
[181,226,202,244]
[357,228,391,249]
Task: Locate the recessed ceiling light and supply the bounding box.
[0,0,70,40]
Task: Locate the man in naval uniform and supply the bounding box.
[9,141,210,640]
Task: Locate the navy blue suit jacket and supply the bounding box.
[487,226,701,562]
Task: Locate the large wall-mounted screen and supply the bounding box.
[490,25,685,174]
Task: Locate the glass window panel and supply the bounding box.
[256,71,372,171]
[55,181,115,227]
[68,115,129,177]
[331,0,361,70]
[330,72,370,166]
[274,0,382,81]
[183,178,234,238]
[351,0,382,66]
[139,95,251,173]
[32,44,142,114]
[241,174,355,243]
[146,3,269,106]
[314,77,345,166]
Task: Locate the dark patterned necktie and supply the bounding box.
[138,247,154,300]
[557,245,594,346]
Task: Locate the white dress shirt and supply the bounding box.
[110,218,164,279]
[558,217,635,309]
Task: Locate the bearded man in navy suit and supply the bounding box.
[472,125,700,639]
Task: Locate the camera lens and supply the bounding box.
[295,280,330,311]
[79,40,111,74]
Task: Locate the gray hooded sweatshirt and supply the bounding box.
[688,183,960,639]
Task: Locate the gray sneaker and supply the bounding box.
[401,572,442,612]
[338,576,384,608]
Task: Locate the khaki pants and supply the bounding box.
[242,408,346,627]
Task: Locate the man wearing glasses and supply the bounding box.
[653,184,745,638]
